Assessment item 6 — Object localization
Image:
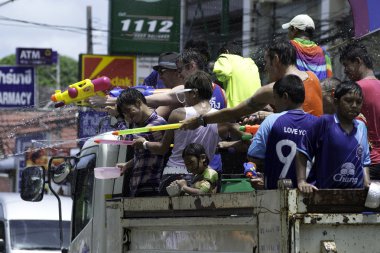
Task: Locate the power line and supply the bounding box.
[0,0,17,8]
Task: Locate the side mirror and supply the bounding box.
[20,166,45,202]
[0,238,4,252]
[52,161,72,184]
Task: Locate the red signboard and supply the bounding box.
[80,54,136,88]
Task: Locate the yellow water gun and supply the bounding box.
[51,76,112,107]
[112,123,182,136]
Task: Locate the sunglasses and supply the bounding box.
[158,68,170,75]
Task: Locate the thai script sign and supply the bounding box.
[77,109,114,147]
[0,66,35,108]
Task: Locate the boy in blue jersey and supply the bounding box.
[247,75,318,189]
[297,81,371,193]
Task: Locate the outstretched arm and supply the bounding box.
[133,108,184,155]
[180,84,274,130]
[146,85,184,108]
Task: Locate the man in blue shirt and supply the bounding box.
[297,81,371,193]
[247,75,318,189]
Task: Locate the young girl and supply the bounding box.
[173,143,218,195]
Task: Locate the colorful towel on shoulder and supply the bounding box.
[291,38,333,81]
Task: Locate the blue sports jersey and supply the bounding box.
[248,110,318,189]
[298,114,371,189]
[210,82,227,110]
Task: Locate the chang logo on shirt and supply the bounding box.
[333,162,358,184]
[356,145,363,159]
[209,97,221,110]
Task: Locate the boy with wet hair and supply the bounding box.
[115,88,167,197]
[247,75,318,189]
[173,143,218,195]
[297,81,371,193]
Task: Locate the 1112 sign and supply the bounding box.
[120,17,173,41]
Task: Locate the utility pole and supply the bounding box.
[87,6,93,54]
[221,0,229,44]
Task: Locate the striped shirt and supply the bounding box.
[291,38,333,81]
[127,111,167,196]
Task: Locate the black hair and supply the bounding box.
[273,75,305,104]
[267,39,296,66]
[184,39,211,62]
[177,49,206,72]
[334,80,363,100]
[292,26,314,39]
[31,149,43,163]
[116,88,146,116]
[218,40,242,56]
[184,71,213,100]
[339,41,373,69]
[182,143,209,166]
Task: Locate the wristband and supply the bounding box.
[197,115,207,127]
[143,141,149,150]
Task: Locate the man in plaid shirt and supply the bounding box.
[116,89,167,197]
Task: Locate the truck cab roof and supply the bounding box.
[0,192,72,221]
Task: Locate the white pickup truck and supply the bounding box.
[20,131,380,253]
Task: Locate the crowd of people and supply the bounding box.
[91,14,379,197]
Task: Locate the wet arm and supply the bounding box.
[146,85,184,108]
[206,84,274,124]
[144,109,184,155]
[296,151,318,192]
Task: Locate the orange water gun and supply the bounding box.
[240,124,259,141]
[51,76,112,108]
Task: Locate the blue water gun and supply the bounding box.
[243,162,257,178]
[109,86,171,97]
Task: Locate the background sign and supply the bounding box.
[77,109,114,147]
[109,0,181,55]
[16,48,54,65]
[80,54,136,88]
[15,132,46,168]
[0,66,35,108]
[348,0,380,38]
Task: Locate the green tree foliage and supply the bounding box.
[0,54,78,107]
[0,54,78,88]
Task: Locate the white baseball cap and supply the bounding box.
[282,14,315,31]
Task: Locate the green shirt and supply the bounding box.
[192,167,219,193]
[213,54,261,108]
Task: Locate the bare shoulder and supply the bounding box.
[168,107,186,123]
[298,71,310,81]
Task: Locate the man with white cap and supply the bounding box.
[282,14,333,81]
